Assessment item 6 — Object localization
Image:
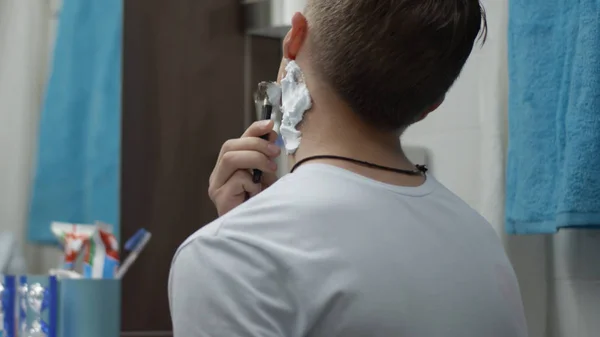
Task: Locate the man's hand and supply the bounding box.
[209,120,280,216]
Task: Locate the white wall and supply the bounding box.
[270,0,307,27]
[403,1,600,336]
[547,231,600,336]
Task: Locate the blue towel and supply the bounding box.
[28,0,122,243]
[506,0,600,234]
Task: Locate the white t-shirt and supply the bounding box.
[169,164,528,337]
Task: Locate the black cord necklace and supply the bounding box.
[290,154,428,176]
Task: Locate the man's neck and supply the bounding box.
[289,97,425,187]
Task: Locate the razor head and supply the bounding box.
[255,81,271,105]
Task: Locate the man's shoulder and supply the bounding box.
[219,171,337,226]
[173,174,335,267]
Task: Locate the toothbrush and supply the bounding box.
[115,229,152,279]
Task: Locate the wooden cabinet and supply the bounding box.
[120,0,286,334]
[120,0,245,334]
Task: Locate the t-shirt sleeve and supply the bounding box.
[168,231,297,337]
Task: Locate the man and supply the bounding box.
[169,0,528,336]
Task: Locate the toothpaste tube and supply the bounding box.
[51,222,96,270]
[18,276,57,337]
[0,275,16,337]
[83,222,120,279]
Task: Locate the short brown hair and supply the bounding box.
[306,0,487,130]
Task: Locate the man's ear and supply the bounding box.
[417,96,445,121]
[282,12,308,60]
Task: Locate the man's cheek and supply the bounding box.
[276,58,288,83]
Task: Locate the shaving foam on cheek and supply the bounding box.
[279,61,312,154]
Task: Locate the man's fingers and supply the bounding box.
[261,171,279,188]
[241,120,275,138]
[266,130,278,142]
[219,170,262,199]
[208,120,283,216]
[212,151,277,189]
[212,170,262,216]
[218,136,280,160]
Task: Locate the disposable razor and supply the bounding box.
[252,82,274,183]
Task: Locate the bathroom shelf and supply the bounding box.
[241,0,290,39]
